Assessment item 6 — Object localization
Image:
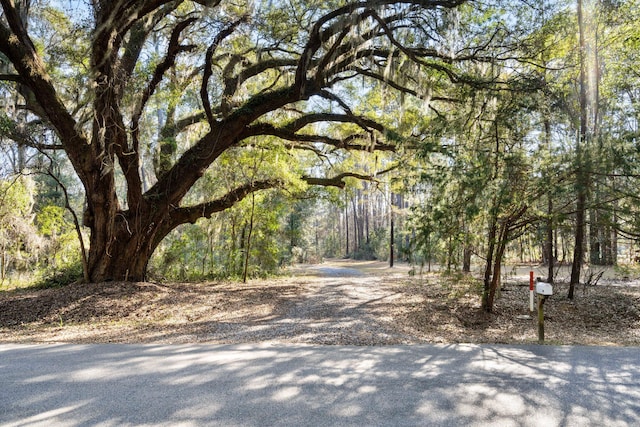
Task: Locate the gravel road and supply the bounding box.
[208,263,414,345]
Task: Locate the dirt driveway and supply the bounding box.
[1,259,639,346]
[254,260,414,344]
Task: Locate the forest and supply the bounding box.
[0,0,639,313]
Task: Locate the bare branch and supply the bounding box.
[131,17,198,141]
[302,172,379,189]
[243,122,396,152]
[317,90,355,115]
[163,179,281,232]
[219,55,300,119]
[366,9,500,88]
[202,15,248,123]
[163,169,385,231]
[0,120,64,150]
[0,74,24,83]
[44,164,90,283]
[0,18,90,181]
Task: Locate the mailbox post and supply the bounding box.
[536,281,553,343]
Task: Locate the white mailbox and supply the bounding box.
[536,282,553,296]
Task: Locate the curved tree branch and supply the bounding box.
[119,2,182,93]
[243,122,397,152]
[133,17,197,120]
[162,168,387,234]
[0,16,90,181]
[302,172,379,189]
[131,16,198,145]
[202,15,248,123]
[160,179,282,237]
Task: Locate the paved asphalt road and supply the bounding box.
[1,343,639,426]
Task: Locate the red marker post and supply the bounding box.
[529,271,534,312]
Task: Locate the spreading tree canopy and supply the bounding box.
[0,0,502,282]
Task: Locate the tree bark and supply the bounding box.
[483,204,527,312]
[487,221,509,312]
[345,197,350,256]
[463,245,472,273]
[546,195,554,284]
[87,228,154,282]
[242,193,255,283]
[570,0,589,299]
[482,212,498,311]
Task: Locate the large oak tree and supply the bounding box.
[0,0,469,281]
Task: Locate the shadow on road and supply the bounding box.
[1,343,639,426]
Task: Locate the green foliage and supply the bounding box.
[351,227,389,261]
[35,204,82,272]
[441,271,484,300]
[2,0,640,286]
[37,205,66,237]
[151,223,208,280]
[0,176,41,282]
[150,189,297,281]
[33,261,84,289]
[0,173,83,286]
[0,176,33,216]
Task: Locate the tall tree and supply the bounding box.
[569,0,596,298]
[0,0,477,282]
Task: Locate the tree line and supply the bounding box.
[0,0,639,312]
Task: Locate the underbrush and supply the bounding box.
[1,262,84,292]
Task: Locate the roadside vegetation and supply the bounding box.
[1,1,640,344]
[1,260,638,346]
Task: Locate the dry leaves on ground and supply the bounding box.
[392,273,640,346]
[1,261,639,346]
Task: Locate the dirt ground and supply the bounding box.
[1,259,639,346]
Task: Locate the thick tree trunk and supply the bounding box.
[86,217,155,282]
[88,238,152,282]
[85,194,166,282]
